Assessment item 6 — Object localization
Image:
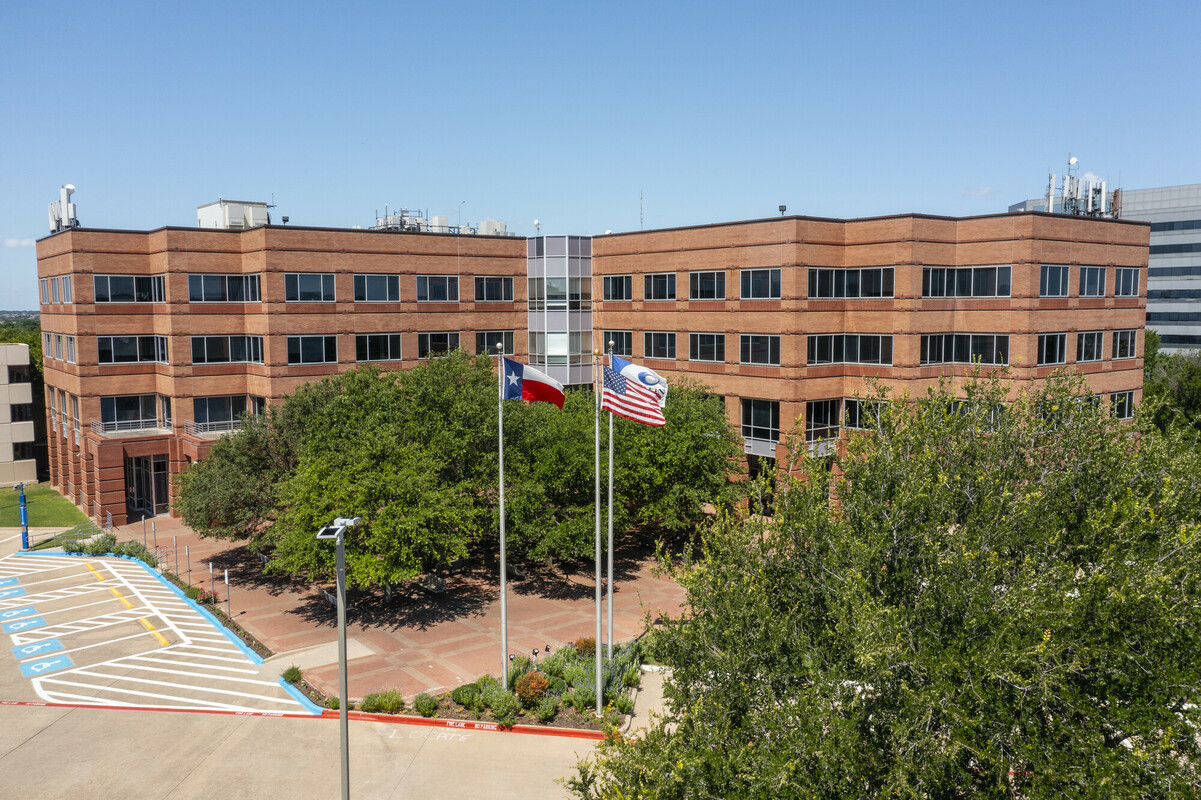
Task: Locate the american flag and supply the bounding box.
[601,365,665,426]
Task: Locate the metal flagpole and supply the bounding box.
[594,347,603,717]
[606,343,615,659]
[497,345,509,688]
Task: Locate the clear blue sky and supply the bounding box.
[3,0,1199,310]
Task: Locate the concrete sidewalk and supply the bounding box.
[104,517,684,715]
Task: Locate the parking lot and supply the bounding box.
[0,551,310,714]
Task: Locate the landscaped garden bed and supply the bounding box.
[282,637,644,733]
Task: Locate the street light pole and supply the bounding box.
[318,516,361,800]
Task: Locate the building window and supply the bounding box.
[603,275,632,301]
[1111,390,1134,420]
[285,273,335,302]
[689,271,725,300]
[1114,267,1139,298]
[806,399,841,442]
[351,274,400,303]
[93,274,165,303]
[473,276,513,302]
[644,273,676,301]
[100,394,161,432]
[11,403,33,422]
[603,331,633,356]
[355,333,402,362]
[1079,266,1106,297]
[1112,329,1137,360]
[58,389,68,433]
[689,333,725,362]
[43,332,52,358]
[417,332,459,359]
[844,398,885,430]
[740,334,780,365]
[50,278,60,304]
[39,279,49,305]
[809,267,894,298]
[193,395,258,431]
[644,332,676,360]
[1037,333,1067,366]
[7,366,30,383]
[920,334,1009,365]
[191,336,263,364]
[60,276,72,304]
[189,274,262,302]
[64,335,76,364]
[474,331,514,356]
[922,266,1012,298]
[1076,331,1104,363]
[807,334,893,365]
[287,335,338,364]
[741,398,779,442]
[71,395,79,435]
[99,335,169,364]
[1039,265,1069,298]
[568,277,591,310]
[416,276,458,302]
[14,442,34,460]
[53,334,63,361]
[741,268,781,299]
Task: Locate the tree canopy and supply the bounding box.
[176,351,743,587]
[572,375,1201,799]
[1144,329,1201,432]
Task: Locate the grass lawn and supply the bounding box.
[0,484,90,528]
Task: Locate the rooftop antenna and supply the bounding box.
[779,204,787,216]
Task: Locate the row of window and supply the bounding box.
[43,333,77,364]
[741,389,1138,446]
[1040,265,1140,298]
[38,276,73,305]
[1036,330,1138,365]
[48,388,81,437]
[603,269,783,301]
[1147,289,1201,300]
[82,274,516,304]
[1150,242,1201,255]
[1149,219,1201,233]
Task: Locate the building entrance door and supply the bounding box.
[125,454,169,517]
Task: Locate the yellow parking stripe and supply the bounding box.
[138,617,170,646]
[108,586,134,609]
[84,562,105,581]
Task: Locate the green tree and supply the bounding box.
[573,375,1201,799]
[176,353,743,586]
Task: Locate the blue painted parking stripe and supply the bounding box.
[0,577,20,588]
[3,616,46,633]
[12,639,64,660]
[20,655,74,677]
[0,605,35,620]
[0,587,27,600]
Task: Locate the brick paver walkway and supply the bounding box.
[110,517,685,702]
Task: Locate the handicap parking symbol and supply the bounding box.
[12,639,64,660]
[0,578,19,588]
[0,587,27,601]
[19,655,74,678]
[0,605,35,620]
[2,616,46,633]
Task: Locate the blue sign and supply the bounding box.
[12,639,64,659]
[0,577,18,588]
[2,616,46,633]
[19,655,73,678]
[0,587,27,601]
[0,605,35,620]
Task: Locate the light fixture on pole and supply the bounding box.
[317,515,362,800]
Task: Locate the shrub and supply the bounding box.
[540,649,568,678]
[184,586,200,600]
[327,696,339,710]
[476,674,501,694]
[488,689,521,727]
[615,693,634,715]
[451,683,479,707]
[575,636,596,655]
[508,656,534,689]
[563,663,590,691]
[571,688,597,714]
[360,689,405,714]
[196,588,218,605]
[84,534,117,555]
[535,695,559,723]
[515,671,549,708]
[281,665,302,684]
[413,693,437,718]
[548,676,567,696]
[623,665,641,688]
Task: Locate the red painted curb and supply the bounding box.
[0,699,607,739]
[323,709,606,740]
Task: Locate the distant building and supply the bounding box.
[38,202,1148,524]
[0,343,37,488]
[1012,183,1201,353]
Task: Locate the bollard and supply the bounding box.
[224,569,230,618]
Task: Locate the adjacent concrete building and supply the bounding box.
[37,207,1149,524]
[0,343,37,488]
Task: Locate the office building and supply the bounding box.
[0,343,37,488]
[37,203,1148,523]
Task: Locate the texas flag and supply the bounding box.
[501,358,565,408]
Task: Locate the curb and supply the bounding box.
[325,709,606,740]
